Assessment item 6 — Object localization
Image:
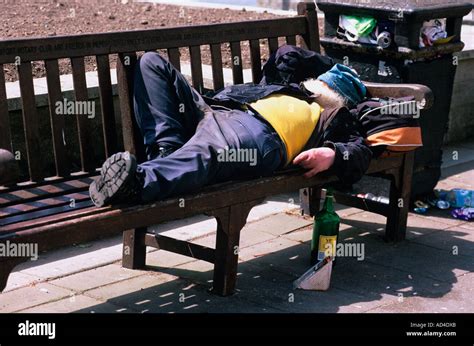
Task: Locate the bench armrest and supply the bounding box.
[363,81,434,110]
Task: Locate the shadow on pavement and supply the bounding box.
[72,220,473,313]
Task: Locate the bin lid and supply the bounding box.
[316,0,472,21]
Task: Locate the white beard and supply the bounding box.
[302,79,347,109]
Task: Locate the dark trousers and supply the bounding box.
[133,52,285,202]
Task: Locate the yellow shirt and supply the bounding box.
[249,95,322,166]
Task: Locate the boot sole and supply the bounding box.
[89,152,136,207]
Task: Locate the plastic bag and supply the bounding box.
[339,15,377,42]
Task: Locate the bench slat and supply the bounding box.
[0,176,94,208]
[45,59,69,177]
[0,17,308,64]
[230,42,244,85]
[0,199,93,228]
[268,37,279,55]
[71,57,95,173]
[286,35,297,46]
[0,191,90,220]
[189,46,204,94]
[297,2,320,53]
[0,201,102,234]
[167,48,181,72]
[249,39,262,84]
[0,66,12,152]
[97,54,118,158]
[18,61,43,182]
[210,44,224,91]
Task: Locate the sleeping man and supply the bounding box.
[89,49,372,207]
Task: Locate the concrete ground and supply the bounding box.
[1,142,473,313]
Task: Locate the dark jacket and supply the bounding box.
[204,45,372,185]
[260,44,334,85]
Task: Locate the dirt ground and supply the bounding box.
[1,0,312,82]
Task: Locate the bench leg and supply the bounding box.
[299,187,322,217]
[211,200,262,296]
[122,227,147,269]
[0,257,29,292]
[386,152,415,242]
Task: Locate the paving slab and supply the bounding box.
[146,248,198,268]
[238,237,310,277]
[435,177,473,192]
[364,241,473,284]
[3,271,41,293]
[87,274,212,314]
[410,226,474,258]
[368,272,474,313]
[193,229,275,250]
[441,168,474,187]
[81,264,281,313]
[459,222,474,231]
[50,263,146,292]
[410,209,466,229]
[332,260,452,306]
[342,211,454,240]
[83,272,187,313]
[159,257,382,313]
[17,236,124,281]
[233,264,384,313]
[18,294,125,314]
[0,283,73,313]
[148,259,215,287]
[244,213,313,237]
[192,219,281,249]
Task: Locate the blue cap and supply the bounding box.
[317,64,366,108]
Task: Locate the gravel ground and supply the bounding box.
[0,0,319,82]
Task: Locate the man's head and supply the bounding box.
[302,63,366,109]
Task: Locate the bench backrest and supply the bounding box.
[0,2,319,186]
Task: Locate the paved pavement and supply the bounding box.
[1,142,473,313]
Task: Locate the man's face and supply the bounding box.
[301,79,347,109]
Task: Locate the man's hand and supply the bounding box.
[293,147,336,178]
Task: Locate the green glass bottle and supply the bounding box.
[311,188,340,266]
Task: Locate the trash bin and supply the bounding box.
[316,0,472,199]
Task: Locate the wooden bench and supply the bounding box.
[0,2,433,296]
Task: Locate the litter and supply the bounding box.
[419,19,453,47]
[436,200,450,210]
[339,15,376,42]
[293,257,333,291]
[413,207,428,214]
[451,207,474,221]
[434,189,473,208]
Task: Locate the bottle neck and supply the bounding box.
[323,192,334,212]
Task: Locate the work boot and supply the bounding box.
[89,151,143,207]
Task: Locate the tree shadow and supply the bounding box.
[71,218,473,313]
